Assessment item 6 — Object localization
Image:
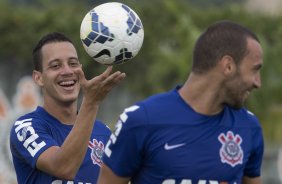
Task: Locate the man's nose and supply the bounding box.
[254,74,261,89]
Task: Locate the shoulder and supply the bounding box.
[120,89,179,128]
[9,108,52,161]
[141,88,178,107]
[9,108,48,145]
[11,108,46,131]
[227,106,261,128]
[239,108,260,124]
[93,120,111,135]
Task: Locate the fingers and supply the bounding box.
[95,66,113,82]
[106,71,126,85]
[82,67,126,103]
[92,66,125,85]
[103,66,113,76]
[101,71,125,92]
[96,70,126,91]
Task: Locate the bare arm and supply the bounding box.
[36,67,125,179]
[242,176,262,184]
[98,163,131,184]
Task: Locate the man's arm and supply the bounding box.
[242,176,262,184]
[36,67,125,180]
[98,163,131,184]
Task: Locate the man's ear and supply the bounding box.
[219,55,237,76]
[32,70,43,87]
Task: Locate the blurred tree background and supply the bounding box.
[1,0,282,183]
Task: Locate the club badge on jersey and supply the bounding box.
[218,131,243,167]
[88,139,105,167]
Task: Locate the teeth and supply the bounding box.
[60,81,75,86]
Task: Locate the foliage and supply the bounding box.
[0,1,88,70]
[188,0,246,8]
[1,0,282,141]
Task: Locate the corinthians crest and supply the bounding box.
[88,139,105,167]
[218,131,243,167]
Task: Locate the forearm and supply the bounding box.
[98,163,131,184]
[242,176,262,184]
[37,98,99,179]
[60,99,98,171]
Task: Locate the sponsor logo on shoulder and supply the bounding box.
[14,118,46,157]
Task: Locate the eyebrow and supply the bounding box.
[49,56,79,63]
[69,57,79,61]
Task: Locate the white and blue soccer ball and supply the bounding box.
[80,2,144,65]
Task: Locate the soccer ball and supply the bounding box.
[80,2,144,65]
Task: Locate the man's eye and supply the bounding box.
[50,64,60,69]
[70,62,79,67]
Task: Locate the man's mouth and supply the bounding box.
[58,80,77,90]
[59,80,76,86]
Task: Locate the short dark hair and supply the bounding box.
[192,20,260,74]
[32,32,74,72]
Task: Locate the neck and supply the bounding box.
[43,98,78,125]
[179,72,224,115]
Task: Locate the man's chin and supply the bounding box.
[60,95,78,104]
[230,102,245,109]
[225,99,245,109]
